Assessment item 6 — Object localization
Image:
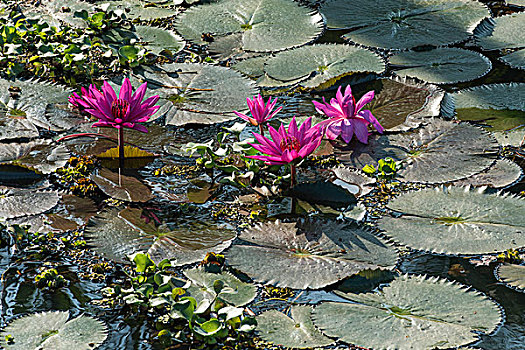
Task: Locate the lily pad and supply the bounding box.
[378,186,525,255]
[336,119,499,183]
[500,49,525,70]
[0,188,60,219]
[231,55,270,78]
[321,0,490,50]
[184,267,257,307]
[174,0,324,52]
[286,181,357,208]
[0,107,39,141]
[496,264,525,292]
[226,218,397,289]
[107,0,177,20]
[90,168,154,203]
[85,207,236,265]
[263,44,385,89]
[442,83,525,131]
[331,167,376,197]
[493,128,525,147]
[313,274,503,350]
[0,141,70,175]
[390,48,492,84]
[257,305,334,349]
[133,63,258,126]
[453,159,522,188]
[0,310,107,350]
[36,0,93,29]
[135,25,186,56]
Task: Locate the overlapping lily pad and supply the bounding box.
[107,0,177,20]
[0,141,69,174]
[336,119,499,183]
[441,83,525,130]
[0,188,60,219]
[331,167,376,197]
[474,12,525,70]
[313,274,503,349]
[133,63,258,126]
[226,218,397,289]
[263,44,385,89]
[184,267,257,307]
[321,0,490,50]
[390,48,492,84]
[90,168,154,202]
[134,26,186,56]
[496,264,525,292]
[453,159,522,188]
[0,311,107,350]
[85,207,236,265]
[378,186,525,255]
[257,305,334,349]
[175,0,324,52]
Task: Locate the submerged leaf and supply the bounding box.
[496,264,525,292]
[0,310,107,350]
[313,274,502,349]
[226,218,397,289]
[378,186,525,255]
[257,305,334,349]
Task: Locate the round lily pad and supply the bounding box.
[378,186,525,255]
[321,0,490,50]
[85,207,236,265]
[496,264,525,292]
[107,0,177,20]
[0,311,107,350]
[336,119,499,184]
[133,63,258,126]
[313,274,503,350]
[0,141,69,175]
[0,188,60,219]
[442,83,525,131]
[390,48,491,84]
[263,44,385,89]
[135,25,186,55]
[226,218,397,289]
[257,305,334,349]
[453,159,522,188]
[175,0,324,52]
[91,168,154,203]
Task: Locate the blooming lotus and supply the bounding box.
[248,117,322,185]
[233,94,282,135]
[68,84,100,110]
[313,85,384,144]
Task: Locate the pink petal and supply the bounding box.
[119,78,132,101]
[340,119,355,143]
[359,109,384,134]
[353,119,369,144]
[355,90,375,112]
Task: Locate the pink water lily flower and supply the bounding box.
[313,85,384,144]
[233,94,282,133]
[78,78,160,133]
[68,84,100,110]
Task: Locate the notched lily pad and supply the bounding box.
[453,159,522,188]
[91,168,154,202]
[257,305,334,349]
[135,25,186,56]
[0,310,107,350]
[0,141,70,175]
[0,188,60,219]
[226,218,397,289]
[313,274,503,350]
[378,186,525,255]
[331,167,376,197]
[496,264,525,292]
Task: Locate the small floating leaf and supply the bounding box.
[496,264,525,292]
[331,167,376,197]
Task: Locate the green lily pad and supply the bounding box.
[175,0,323,52]
[390,48,492,84]
[257,306,334,349]
[184,267,257,307]
[493,128,524,147]
[378,186,525,255]
[133,63,258,126]
[321,0,490,50]
[496,264,525,292]
[36,0,93,29]
[0,311,107,350]
[336,119,499,184]
[263,44,385,89]
[500,49,525,70]
[313,274,503,350]
[0,188,60,219]
[135,25,186,56]
[231,55,270,78]
[107,0,177,20]
[453,159,522,188]
[85,207,236,265]
[226,218,397,289]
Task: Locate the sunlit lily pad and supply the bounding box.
[0,141,69,175]
[263,44,385,89]
[442,83,525,131]
[493,128,525,147]
[175,0,324,52]
[336,119,498,183]
[231,55,270,79]
[331,167,376,197]
[321,0,490,50]
[36,0,93,29]
[257,305,334,349]
[107,0,177,20]
[133,63,258,126]
[226,218,397,289]
[496,264,525,292]
[453,159,522,188]
[313,274,503,349]
[378,186,525,255]
[86,207,236,265]
[184,267,257,307]
[0,310,107,350]
[91,168,154,203]
[0,107,39,141]
[135,25,186,56]
[0,188,60,219]
[390,48,491,84]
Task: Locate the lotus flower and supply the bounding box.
[313,85,384,144]
[77,78,160,133]
[233,94,282,134]
[68,84,100,110]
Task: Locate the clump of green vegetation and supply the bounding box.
[34,268,67,289]
[363,157,401,180]
[497,249,523,264]
[55,155,98,196]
